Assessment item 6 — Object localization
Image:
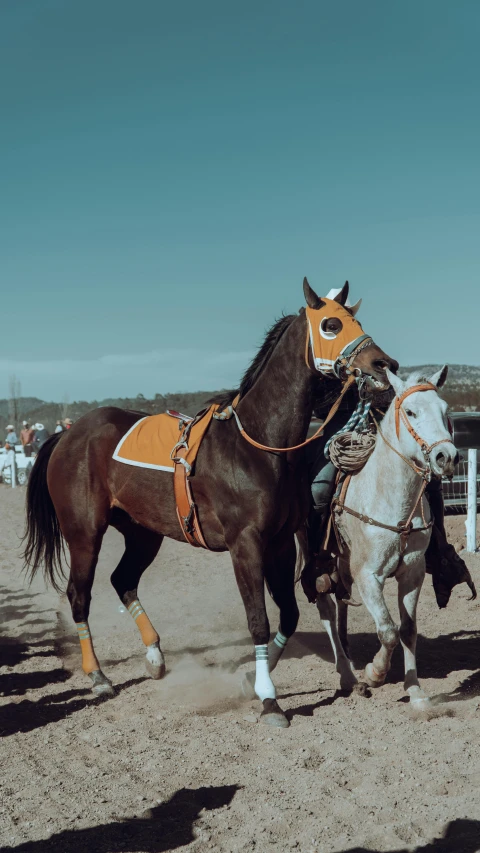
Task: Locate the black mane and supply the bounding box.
[208,314,297,409]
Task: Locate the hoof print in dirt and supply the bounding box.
[260,698,290,728]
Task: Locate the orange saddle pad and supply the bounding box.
[113,407,217,472]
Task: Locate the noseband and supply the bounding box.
[393,383,454,475]
[332,334,374,380]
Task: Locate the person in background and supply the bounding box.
[20,421,35,457]
[55,420,64,434]
[0,441,16,482]
[64,418,73,429]
[5,424,18,446]
[33,423,49,452]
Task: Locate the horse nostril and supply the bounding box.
[435,452,446,469]
[454,452,459,466]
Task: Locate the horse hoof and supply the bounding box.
[339,673,359,691]
[89,670,115,697]
[241,671,256,700]
[146,659,166,680]
[353,681,371,698]
[363,663,386,688]
[260,698,290,728]
[261,712,290,728]
[145,643,166,680]
[411,696,432,712]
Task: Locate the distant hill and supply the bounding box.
[1,363,479,437]
[0,390,222,436]
[399,364,480,411]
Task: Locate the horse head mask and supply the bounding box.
[303,278,397,389]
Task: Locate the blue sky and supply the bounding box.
[1,1,479,400]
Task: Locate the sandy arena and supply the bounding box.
[1,486,479,853]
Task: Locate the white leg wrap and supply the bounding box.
[254,644,276,700]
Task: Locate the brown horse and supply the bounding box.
[24,279,397,727]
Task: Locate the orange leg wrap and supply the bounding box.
[76,622,100,674]
[127,600,159,647]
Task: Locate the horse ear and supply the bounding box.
[333,281,349,306]
[386,368,404,396]
[430,365,448,388]
[349,298,362,316]
[303,278,325,310]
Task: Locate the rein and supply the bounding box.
[223,375,356,454]
[213,316,373,455]
[333,382,452,556]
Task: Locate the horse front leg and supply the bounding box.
[355,567,400,688]
[242,536,299,699]
[229,529,289,728]
[397,558,431,710]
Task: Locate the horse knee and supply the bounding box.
[378,625,400,650]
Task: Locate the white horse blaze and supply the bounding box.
[254,644,276,700]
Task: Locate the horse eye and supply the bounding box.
[405,409,416,417]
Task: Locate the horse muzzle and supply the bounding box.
[429,441,458,479]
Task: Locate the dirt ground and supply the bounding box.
[1,487,480,853]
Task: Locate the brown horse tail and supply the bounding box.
[23,433,67,593]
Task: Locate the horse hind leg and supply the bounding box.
[67,536,114,697]
[110,514,165,680]
[316,593,358,691]
[397,561,431,710]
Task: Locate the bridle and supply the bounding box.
[393,383,453,471]
[214,321,379,455]
[304,322,374,381]
[331,335,375,380]
[333,382,455,558]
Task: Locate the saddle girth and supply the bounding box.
[170,409,211,550]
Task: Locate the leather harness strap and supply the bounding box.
[229,374,356,454]
[333,477,431,557]
[331,382,447,560]
[171,373,357,548]
[171,411,210,549]
[173,456,209,549]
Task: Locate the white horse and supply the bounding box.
[317,366,457,710]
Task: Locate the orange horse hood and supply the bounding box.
[305,298,371,375]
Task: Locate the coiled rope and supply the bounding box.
[324,397,376,472]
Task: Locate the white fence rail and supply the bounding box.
[466,448,477,553]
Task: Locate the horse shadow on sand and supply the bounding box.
[343,818,480,853]
[0,677,148,738]
[283,627,480,701]
[1,784,239,853]
[0,583,64,695]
